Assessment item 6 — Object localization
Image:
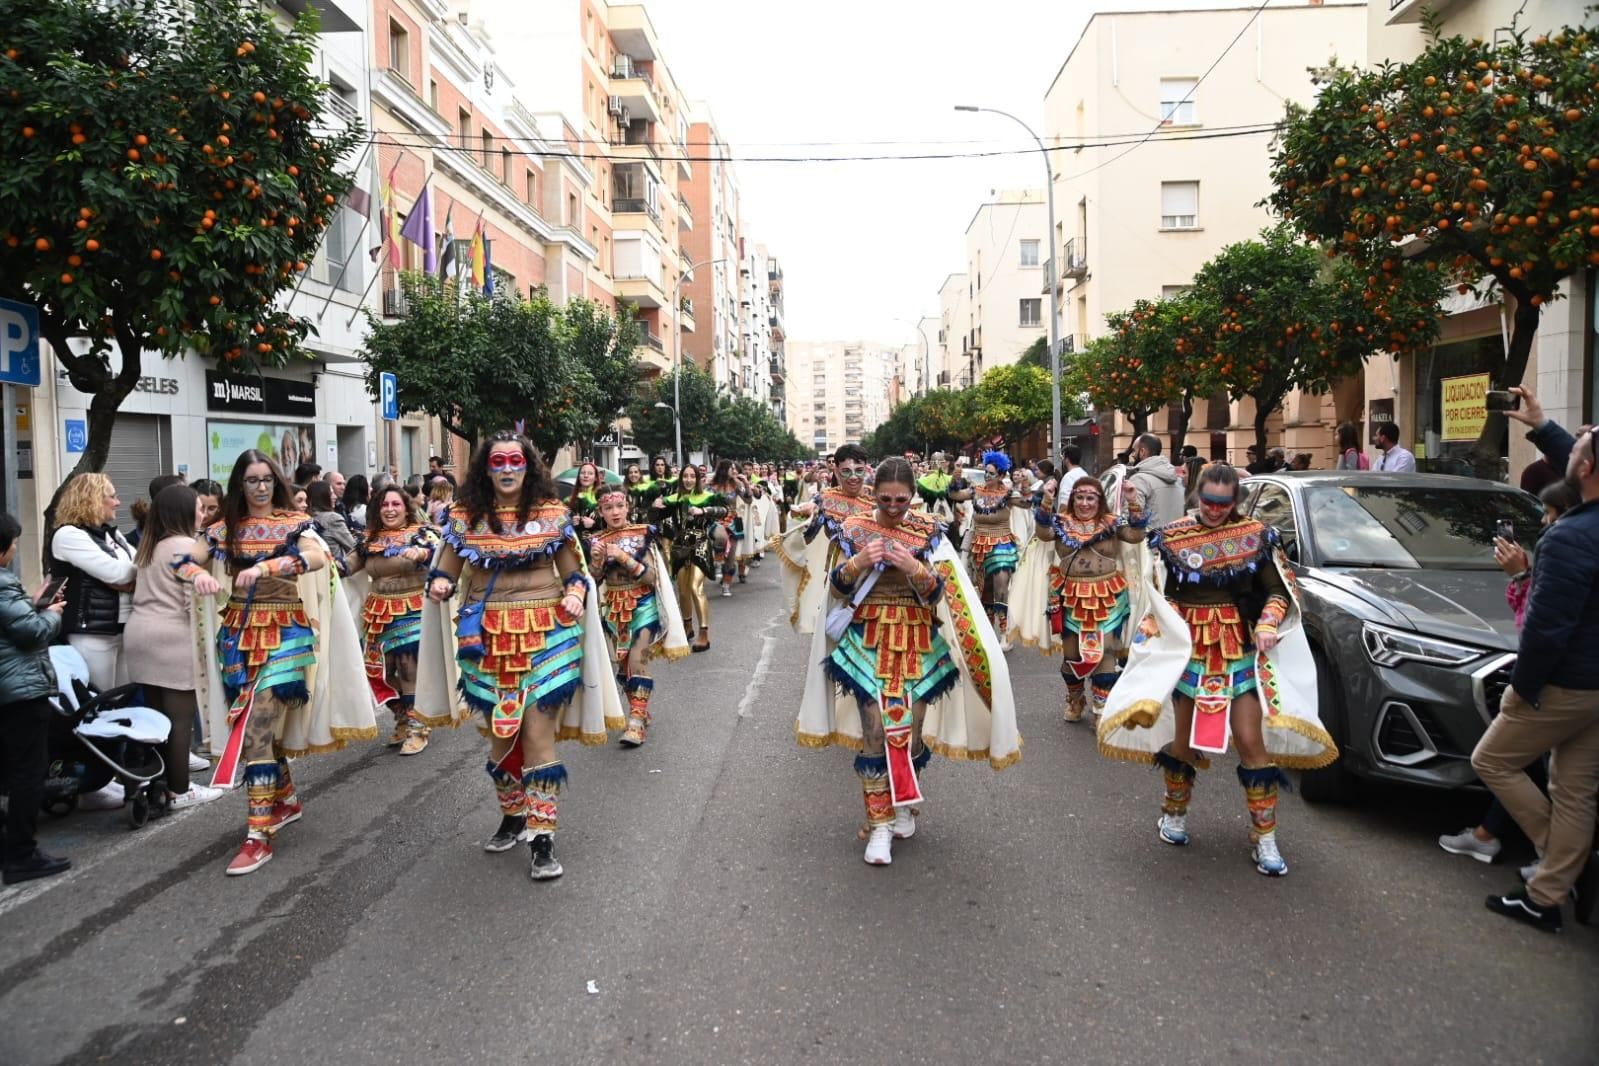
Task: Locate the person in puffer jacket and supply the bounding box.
[0,510,71,885]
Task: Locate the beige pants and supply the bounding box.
[1472,684,1599,908]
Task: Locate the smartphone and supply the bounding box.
[1485,389,1521,413]
[1495,519,1517,544]
[35,574,67,608]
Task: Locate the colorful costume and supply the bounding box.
[181,512,375,873]
[627,478,665,524]
[587,522,689,744]
[774,487,874,633]
[961,480,1032,638]
[657,490,728,637]
[797,511,1021,858]
[1098,515,1338,868]
[738,486,780,568]
[343,523,446,753]
[428,501,621,852]
[1012,502,1150,721]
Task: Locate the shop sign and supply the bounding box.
[206,370,316,417]
[1440,372,1490,441]
[206,420,316,481]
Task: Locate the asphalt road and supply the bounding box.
[2,559,1596,1065]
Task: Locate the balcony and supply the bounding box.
[769,356,784,383]
[608,53,662,126]
[381,287,409,318]
[608,6,662,62]
[614,270,667,308]
[1062,236,1088,280]
[677,197,693,231]
[678,296,695,333]
[768,307,785,341]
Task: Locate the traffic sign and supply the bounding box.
[379,372,398,421]
[0,298,42,388]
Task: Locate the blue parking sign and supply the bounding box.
[379,372,398,422]
[0,298,42,388]
[65,419,87,453]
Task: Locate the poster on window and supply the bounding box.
[207,421,315,482]
[1440,372,1490,441]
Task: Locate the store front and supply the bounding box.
[1411,333,1509,480]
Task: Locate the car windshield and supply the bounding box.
[1304,484,1545,570]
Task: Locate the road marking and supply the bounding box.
[735,611,781,719]
[0,811,183,919]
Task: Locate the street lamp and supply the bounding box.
[954,104,1063,464]
[653,401,680,469]
[671,256,729,470]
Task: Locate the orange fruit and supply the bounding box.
[149,248,162,260]
[85,239,99,251]
[33,236,49,251]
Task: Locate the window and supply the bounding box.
[1160,78,1197,125]
[1161,285,1190,299]
[1161,181,1199,229]
[525,169,537,205]
[1019,298,1042,327]
[567,192,578,226]
[481,130,495,173]
[501,148,512,185]
[1019,239,1040,267]
[457,108,471,151]
[387,21,408,77]
[428,79,438,112]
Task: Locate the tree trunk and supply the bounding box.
[1131,410,1149,436]
[1171,395,1193,456]
[1471,296,1542,481]
[1253,405,1271,464]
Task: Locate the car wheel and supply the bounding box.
[1300,648,1358,805]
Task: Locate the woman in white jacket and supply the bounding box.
[48,474,137,690]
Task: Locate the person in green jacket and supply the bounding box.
[0,510,71,885]
[653,465,728,652]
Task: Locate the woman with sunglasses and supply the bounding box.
[797,458,1021,866]
[775,445,875,634]
[652,463,726,652]
[946,451,1032,642]
[1098,464,1336,878]
[587,484,689,746]
[174,450,374,877]
[1013,476,1149,725]
[425,433,620,880]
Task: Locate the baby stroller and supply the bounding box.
[41,645,172,829]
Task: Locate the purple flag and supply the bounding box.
[398,175,436,273]
[482,236,494,296]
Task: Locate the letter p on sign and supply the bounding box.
[0,298,41,388]
[380,372,398,422]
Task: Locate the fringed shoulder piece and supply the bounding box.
[440,501,575,570]
[1151,516,1277,587]
[217,511,317,565]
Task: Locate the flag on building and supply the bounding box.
[437,201,457,279]
[469,213,486,290]
[482,235,494,297]
[375,159,402,266]
[398,175,436,274]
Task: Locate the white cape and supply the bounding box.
[738,495,780,559]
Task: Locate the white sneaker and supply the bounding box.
[1157,813,1189,846]
[79,780,125,811]
[892,807,916,840]
[1438,827,1501,864]
[720,584,732,597]
[187,752,210,773]
[169,784,224,810]
[1253,833,1289,877]
[863,825,893,865]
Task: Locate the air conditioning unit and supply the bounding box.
[618,106,630,126]
[607,95,623,116]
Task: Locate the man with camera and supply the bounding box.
[1470,384,1599,932]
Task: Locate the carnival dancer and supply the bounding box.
[624,461,664,524]
[342,484,448,756]
[915,452,965,545]
[1013,476,1149,724]
[796,458,1021,866]
[587,485,689,745]
[567,460,602,538]
[947,451,1032,641]
[779,463,803,529]
[177,451,375,876]
[775,444,875,633]
[653,463,726,652]
[708,459,751,594]
[1097,464,1337,877]
[424,432,621,879]
[738,474,780,572]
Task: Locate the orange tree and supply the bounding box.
[1073,298,1204,439]
[0,0,359,485]
[1268,19,1599,471]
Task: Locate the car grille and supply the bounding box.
[1377,707,1430,760]
[1480,661,1513,719]
[1410,705,1466,757]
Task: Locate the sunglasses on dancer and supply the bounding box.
[488,453,528,472]
[1199,492,1234,508]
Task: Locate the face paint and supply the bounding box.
[597,494,629,528]
[488,445,527,498]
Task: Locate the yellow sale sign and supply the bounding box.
[1440,372,1490,441]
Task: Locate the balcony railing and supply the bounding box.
[644,332,665,352]
[613,197,660,220]
[382,287,409,317]
[1062,237,1088,279]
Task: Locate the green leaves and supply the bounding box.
[624,362,803,461]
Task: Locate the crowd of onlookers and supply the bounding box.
[0,454,463,885]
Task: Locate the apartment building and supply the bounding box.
[899,315,938,399]
[961,190,1050,385]
[741,244,782,409]
[1043,1,1365,462]
[786,341,897,455]
[936,273,970,390]
[680,104,744,389]
[766,253,787,421]
[1367,0,1590,479]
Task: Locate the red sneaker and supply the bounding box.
[269,799,303,832]
[225,836,273,876]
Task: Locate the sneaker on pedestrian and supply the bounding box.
[269,799,303,831]
[892,807,916,840]
[187,752,211,773]
[720,584,732,598]
[1485,887,1563,934]
[1438,827,1501,864]
[863,825,893,865]
[2,848,71,885]
[1157,813,1189,846]
[398,729,430,757]
[528,832,563,880]
[225,836,273,877]
[1253,833,1289,877]
[484,814,526,853]
[79,780,125,811]
[169,784,225,810]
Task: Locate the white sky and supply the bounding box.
[642,0,1240,350]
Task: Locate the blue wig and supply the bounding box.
[981,450,1012,474]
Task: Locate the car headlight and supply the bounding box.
[1361,621,1484,668]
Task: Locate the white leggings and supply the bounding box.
[68,633,128,692]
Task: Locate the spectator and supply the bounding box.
[427,455,456,488]
[292,484,309,512]
[405,474,426,503]
[1520,457,1560,496]
[325,470,348,520]
[1335,421,1370,470]
[1470,385,1599,931]
[306,480,356,560]
[0,510,70,885]
[292,462,322,485]
[1289,453,1312,471]
[1180,444,1200,462]
[191,479,223,531]
[341,474,370,530]
[1125,432,1185,528]
[1181,456,1205,504]
[1372,422,1417,472]
[48,473,136,690]
[1244,445,1268,476]
[426,477,454,526]
[1056,448,1087,500]
[126,474,185,550]
[126,484,223,811]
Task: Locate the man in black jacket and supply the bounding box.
[1471,384,1599,932]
